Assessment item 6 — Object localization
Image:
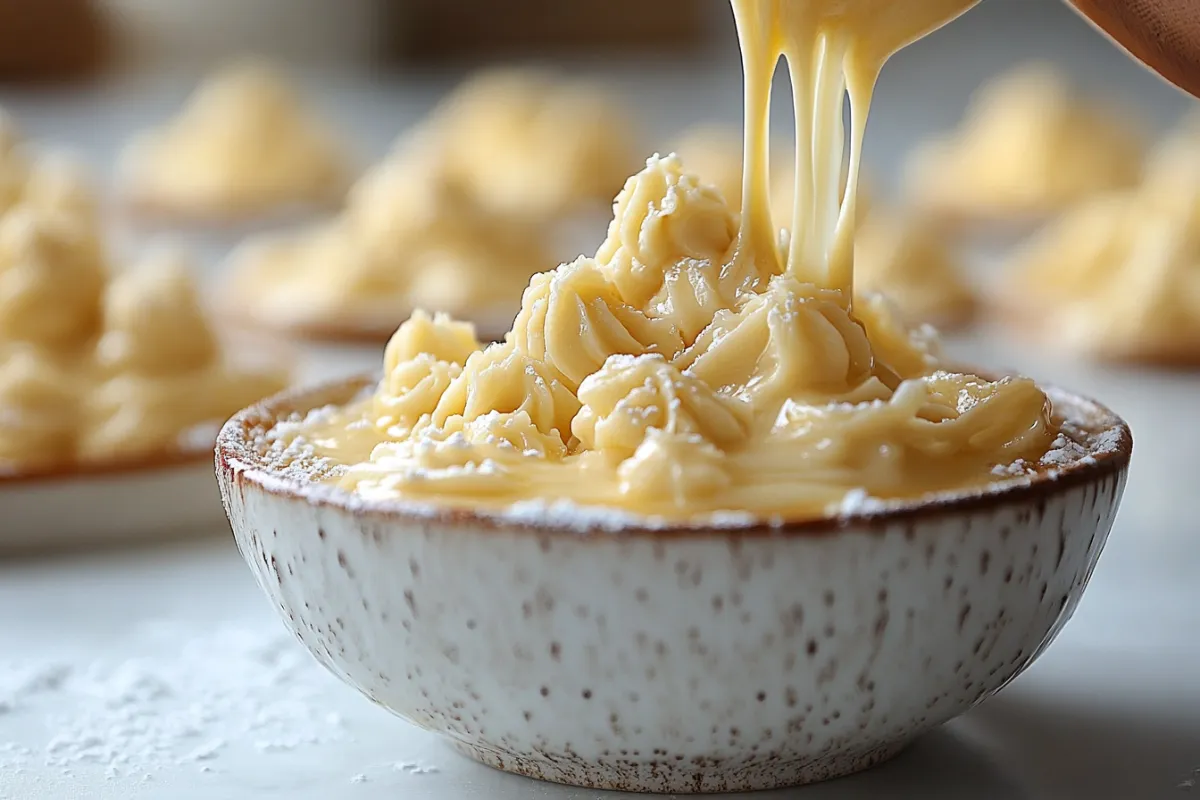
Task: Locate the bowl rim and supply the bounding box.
[216,374,1133,539]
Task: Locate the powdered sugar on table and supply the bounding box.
[0,623,351,780]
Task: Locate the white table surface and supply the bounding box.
[3,2,1200,798]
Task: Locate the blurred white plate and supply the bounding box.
[0,448,226,553]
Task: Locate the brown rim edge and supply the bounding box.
[1,443,215,486]
[215,374,1133,540]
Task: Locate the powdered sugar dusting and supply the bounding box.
[502,498,674,532]
[831,488,888,517]
[0,624,350,779]
[251,404,348,481]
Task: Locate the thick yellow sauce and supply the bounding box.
[282,0,1059,521]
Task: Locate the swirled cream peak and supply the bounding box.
[119,59,350,218]
[596,154,763,343]
[510,255,685,390]
[573,353,751,458]
[905,62,1143,220]
[275,0,1066,521]
[21,154,98,225]
[374,311,481,432]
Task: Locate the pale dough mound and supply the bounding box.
[0,188,286,472]
[905,62,1143,224]
[854,210,976,328]
[0,111,98,225]
[1002,116,1200,364]
[81,249,287,462]
[118,60,351,220]
[430,68,639,220]
[224,68,629,340]
[224,127,554,340]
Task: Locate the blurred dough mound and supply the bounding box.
[854,210,976,329]
[431,68,639,220]
[1001,114,1200,364]
[0,110,97,224]
[224,68,634,341]
[0,123,286,471]
[904,62,1143,224]
[118,59,351,221]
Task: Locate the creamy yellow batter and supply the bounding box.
[276,0,1060,522]
[0,203,287,472]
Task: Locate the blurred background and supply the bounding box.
[0,0,1188,193]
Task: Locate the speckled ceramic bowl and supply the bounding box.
[217,377,1131,794]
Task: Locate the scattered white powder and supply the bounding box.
[349,773,368,784]
[1180,767,1199,789]
[261,405,342,447]
[0,624,349,779]
[991,458,1033,478]
[393,760,439,775]
[704,510,761,528]
[1040,425,1099,470]
[502,498,673,532]
[0,662,72,713]
[831,488,889,517]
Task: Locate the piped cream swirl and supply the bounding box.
[282,0,1061,521]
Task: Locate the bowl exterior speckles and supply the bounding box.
[217,379,1131,794]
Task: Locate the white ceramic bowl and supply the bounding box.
[217,376,1131,794]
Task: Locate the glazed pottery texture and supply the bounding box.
[217,378,1130,793]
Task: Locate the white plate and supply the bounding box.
[0,450,226,552]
